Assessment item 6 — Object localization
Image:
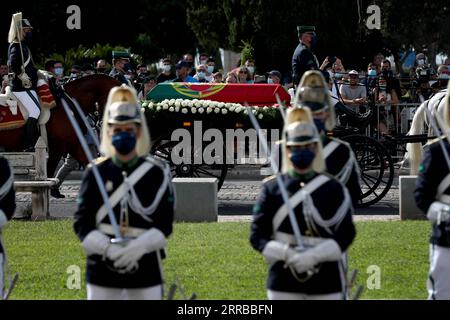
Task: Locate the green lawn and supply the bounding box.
[1,219,431,300]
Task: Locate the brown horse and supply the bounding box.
[0,74,121,177]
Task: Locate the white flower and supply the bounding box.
[182,100,188,107]
[191,107,197,114]
[156,106,162,111]
[235,107,242,113]
[243,110,248,115]
[214,108,220,114]
[162,103,169,110]
[252,109,257,114]
[175,107,180,112]
[169,107,175,112]
[229,106,235,112]
[182,108,188,114]
[195,101,202,108]
[142,101,148,108]
[222,108,228,115]
[207,107,213,114]
[263,106,269,111]
[211,101,218,109]
[175,101,181,108]
[169,99,176,105]
[218,102,225,108]
[202,100,210,108]
[198,108,204,114]
[149,102,154,108]
[187,101,194,108]
[258,114,264,119]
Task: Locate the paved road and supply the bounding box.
[14,166,403,220]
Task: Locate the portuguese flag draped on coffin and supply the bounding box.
[146,83,291,106]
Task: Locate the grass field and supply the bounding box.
[1,219,431,300]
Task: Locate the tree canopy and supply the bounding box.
[1,0,448,73]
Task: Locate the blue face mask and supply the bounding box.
[112,131,137,155]
[197,71,206,79]
[313,118,326,133]
[54,67,64,76]
[334,72,343,79]
[290,148,316,170]
[311,35,318,49]
[267,78,274,84]
[24,32,32,41]
[368,69,377,77]
[207,66,214,74]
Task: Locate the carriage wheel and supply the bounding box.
[341,135,394,207]
[150,139,228,190]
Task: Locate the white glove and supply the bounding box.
[262,241,297,264]
[286,239,342,274]
[110,228,166,271]
[0,209,7,229]
[18,72,32,89]
[427,201,450,224]
[82,230,111,257]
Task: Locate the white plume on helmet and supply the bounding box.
[281,107,325,173]
[294,70,336,131]
[100,85,151,157]
[8,13,24,43]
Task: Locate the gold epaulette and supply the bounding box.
[87,156,109,168]
[263,175,276,183]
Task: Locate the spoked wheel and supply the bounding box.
[341,135,394,207]
[150,138,228,190]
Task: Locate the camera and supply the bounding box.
[328,56,337,65]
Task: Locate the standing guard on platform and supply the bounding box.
[292,26,319,87]
[415,83,450,300]
[7,13,41,151]
[250,107,356,300]
[294,70,362,206]
[74,86,174,300]
[0,156,16,298]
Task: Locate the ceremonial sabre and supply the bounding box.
[245,104,305,249]
[68,95,101,151]
[60,97,122,240]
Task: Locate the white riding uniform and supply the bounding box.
[87,283,163,300]
[13,90,40,119]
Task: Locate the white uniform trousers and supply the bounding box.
[268,290,342,300]
[87,283,163,300]
[428,244,450,300]
[13,90,40,119]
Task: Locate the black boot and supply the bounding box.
[23,118,40,152]
[50,188,66,199]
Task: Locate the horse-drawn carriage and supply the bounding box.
[143,82,398,207]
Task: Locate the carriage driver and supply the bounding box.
[74,85,175,300]
[415,81,450,300]
[250,107,356,300]
[7,14,41,152]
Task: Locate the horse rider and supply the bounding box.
[294,70,362,206]
[0,156,16,298]
[292,26,319,88]
[7,14,41,152]
[415,82,450,299]
[109,51,133,86]
[250,107,356,300]
[74,85,175,300]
